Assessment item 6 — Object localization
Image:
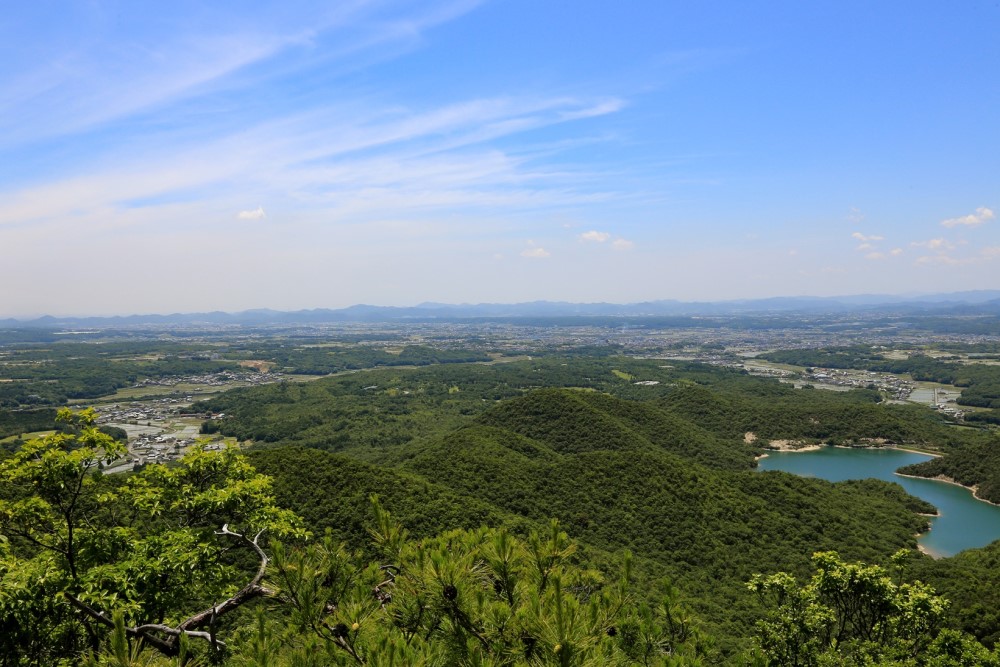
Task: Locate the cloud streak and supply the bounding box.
[0,93,625,232]
[0,1,488,149]
[911,238,954,251]
[941,206,994,228]
[851,232,884,242]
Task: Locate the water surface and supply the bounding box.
[757,447,1000,557]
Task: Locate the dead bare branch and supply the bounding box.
[66,523,273,657]
[177,525,273,632]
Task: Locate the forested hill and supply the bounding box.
[898,441,1000,504]
[192,356,1000,651]
[194,356,971,458]
[251,425,932,649]
[472,388,754,469]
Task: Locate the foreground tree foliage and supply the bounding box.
[77,500,710,666]
[0,410,303,665]
[47,499,1000,667]
[747,551,1000,666]
[251,499,710,666]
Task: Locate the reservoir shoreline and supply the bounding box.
[894,472,1000,508]
[757,445,1000,557]
[758,443,999,509]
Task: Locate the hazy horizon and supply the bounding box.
[5,289,1000,321]
[2,1,998,317]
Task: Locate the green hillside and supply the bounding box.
[247,386,939,652]
[248,446,516,554]
[474,388,754,469]
[191,356,1000,653]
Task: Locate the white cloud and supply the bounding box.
[941,206,994,228]
[579,230,611,242]
[521,246,550,259]
[890,248,903,256]
[856,243,873,251]
[238,206,266,220]
[577,230,633,250]
[911,238,953,250]
[851,232,884,242]
[847,207,865,223]
[865,252,886,260]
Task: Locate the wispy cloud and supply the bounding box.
[1,32,296,148]
[851,232,883,242]
[915,245,1000,266]
[612,238,634,251]
[559,98,626,120]
[915,254,969,266]
[911,238,954,251]
[941,206,994,228]
[0,1,488,149]
[864,247,903,260]
[0,93,626,231]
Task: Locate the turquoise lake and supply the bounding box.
[757,447,1000,557]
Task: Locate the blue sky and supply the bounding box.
[1,0,998,316]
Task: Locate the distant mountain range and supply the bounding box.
[3,290,1000,328]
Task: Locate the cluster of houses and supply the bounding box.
[936,404,965,419]
[131,370,281,389]
[802,367,914,400]
[88,370,293,476]
[129,433,193,464]
[727,363,965,416]
[96,398,188,425]
[101,434,229,474]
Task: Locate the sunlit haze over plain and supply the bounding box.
[1,1,998,317]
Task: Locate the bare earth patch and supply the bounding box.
[766,439,822,452]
